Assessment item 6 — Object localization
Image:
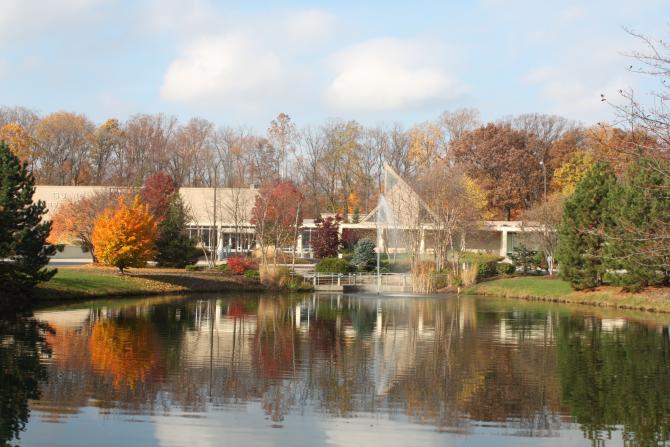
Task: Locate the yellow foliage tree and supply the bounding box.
[408,122,444,167]
[91,196,157,273]
[0,122,34,162]
[551,151,594,195]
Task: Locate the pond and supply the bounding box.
[2,293,670,447]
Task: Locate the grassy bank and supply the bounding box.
[465,276,670,313]
[34,266,266,300]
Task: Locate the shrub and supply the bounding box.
[411,261,436,293]
[185,264,203,271]
[216,263,229,273]
[260,264,291,287]
[244,269,260,281]
[315,257,351,274]
[351,239,376,271]
[510,245,539,274]
[461,263,478,286]
[461,252,504,264]
[477,261,498,279]
[496,262,516,275]
[227,256,257,275]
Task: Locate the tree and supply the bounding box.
[0,141,56,300]
[48,191,122,262]
[267,113,297,179]
[35,111,95,185]
[311,214,342,258]
[552,151,594,195]
[155,195,199,268]
[556,162,619,290]
[606,158,670,290]
[451,123,542,220]
[140,171,177,222]
[522,193,565,275]
[0,122,35,162]
[91,118,125,185]
[351,239,376,271]
[91,196,157,273]
[251,181,304,265]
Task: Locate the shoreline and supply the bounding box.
[32,266,267,301]
[465,276,670,314]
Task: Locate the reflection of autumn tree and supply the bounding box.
[0,315,51,447]
[89,319,163,390]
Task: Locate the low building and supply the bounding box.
[35,183,529,261]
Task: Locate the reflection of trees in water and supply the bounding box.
[27,295,670,443]
[558,318,670,446]
[0,314,52,447]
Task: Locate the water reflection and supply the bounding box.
[4,294,670,446]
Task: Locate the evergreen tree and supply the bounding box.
[155,195,199,268]
[556,162,618,290]
[0,141,56,301]
[607,158,670,290]
[351,238,377,271]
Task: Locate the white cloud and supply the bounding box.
[160,35,284,104]
[324,38,467,112]
[0,0,107,43]
[522,41,639,122]
[284,9,337,43]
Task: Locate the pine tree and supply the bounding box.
[607,158,670,290]
[351,239,377,271]
[556,162,619,290]
[155,195,199,268]
[0,141,56,300]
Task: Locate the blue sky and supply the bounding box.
[0,0,668,130]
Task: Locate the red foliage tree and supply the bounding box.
[140,171,176,222]
[251,181,304,264]
[311,214,342,258]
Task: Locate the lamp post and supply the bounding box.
[540,160,547,203]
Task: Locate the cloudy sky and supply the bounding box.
[0,0,667,129]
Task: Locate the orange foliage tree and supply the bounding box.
[0,122,34,162]
[91,196,157,272]
[48,191,122,262]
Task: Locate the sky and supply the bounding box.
[0,0,668,130]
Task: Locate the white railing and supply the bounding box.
[306,272,411,287]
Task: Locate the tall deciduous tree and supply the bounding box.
[556,162,619,290]
[48,191,123,262]
[451,123,541,220]
[140,171,176,223]
[92,196,157,273]
[0,141,55,300]
[0,122,35,163]
[251,181,304,265]
[521,192,565,275]
[311,214,342,258]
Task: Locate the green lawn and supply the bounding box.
[35,269,152,298]
[467,276,574,298]
[466,276,670,313]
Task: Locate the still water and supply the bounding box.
[2,293,670,447]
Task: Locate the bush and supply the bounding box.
[461,252,504,264]
[260,264,291,287]
[477,261,498,279]
[496,262,516,275]
[216,263,229,273]
[244,269,260,281]
[185,264,203,271]
[351,239,376,271]
[510,245,539,274]
[227,256,257,275]
[315,257,352,274]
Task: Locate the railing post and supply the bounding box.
[337,274,341,286]
[313,273,317,286]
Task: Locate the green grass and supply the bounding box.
[467,276,573,298]
[34,267,266,301]
[466,276,670,313]
[35,269,152,298]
